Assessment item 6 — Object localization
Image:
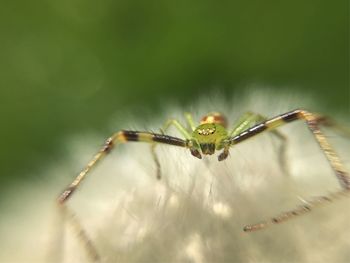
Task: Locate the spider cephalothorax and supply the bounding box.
[187,112,229,157]
[192,123,228,156]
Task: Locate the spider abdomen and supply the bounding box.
[200,112,228,128]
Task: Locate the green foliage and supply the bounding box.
[0,0,347,190]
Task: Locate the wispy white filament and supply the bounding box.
[0,89,349,263]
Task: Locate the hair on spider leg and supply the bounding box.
[1,90,350,263]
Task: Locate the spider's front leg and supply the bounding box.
[58,131,188,203]
[223,109,350,232]
[150,114,195,179]
[56,131,188,261]
[220,112,289,174]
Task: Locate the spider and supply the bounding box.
[57,109,350,260]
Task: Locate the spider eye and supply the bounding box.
[197,127,216,136]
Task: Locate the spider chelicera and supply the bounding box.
[57,109,350,261]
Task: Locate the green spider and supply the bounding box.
[57,109,350,261]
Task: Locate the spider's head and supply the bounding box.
[191,123,228,156]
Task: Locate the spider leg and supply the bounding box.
[221,109,350,231]
[220,112,289,174]
[57,131,187,260]
[315,114,350,139]
[243,190,350,232]
[58,131,187,203]
[61,205,100,262]
[150,118,193,179]
[150,144,162,180]
[184,112,196,131]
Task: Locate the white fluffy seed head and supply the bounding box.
[1,89,349,263]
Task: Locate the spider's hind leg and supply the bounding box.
[151,143,162,180]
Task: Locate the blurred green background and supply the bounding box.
[0,0,348,194]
